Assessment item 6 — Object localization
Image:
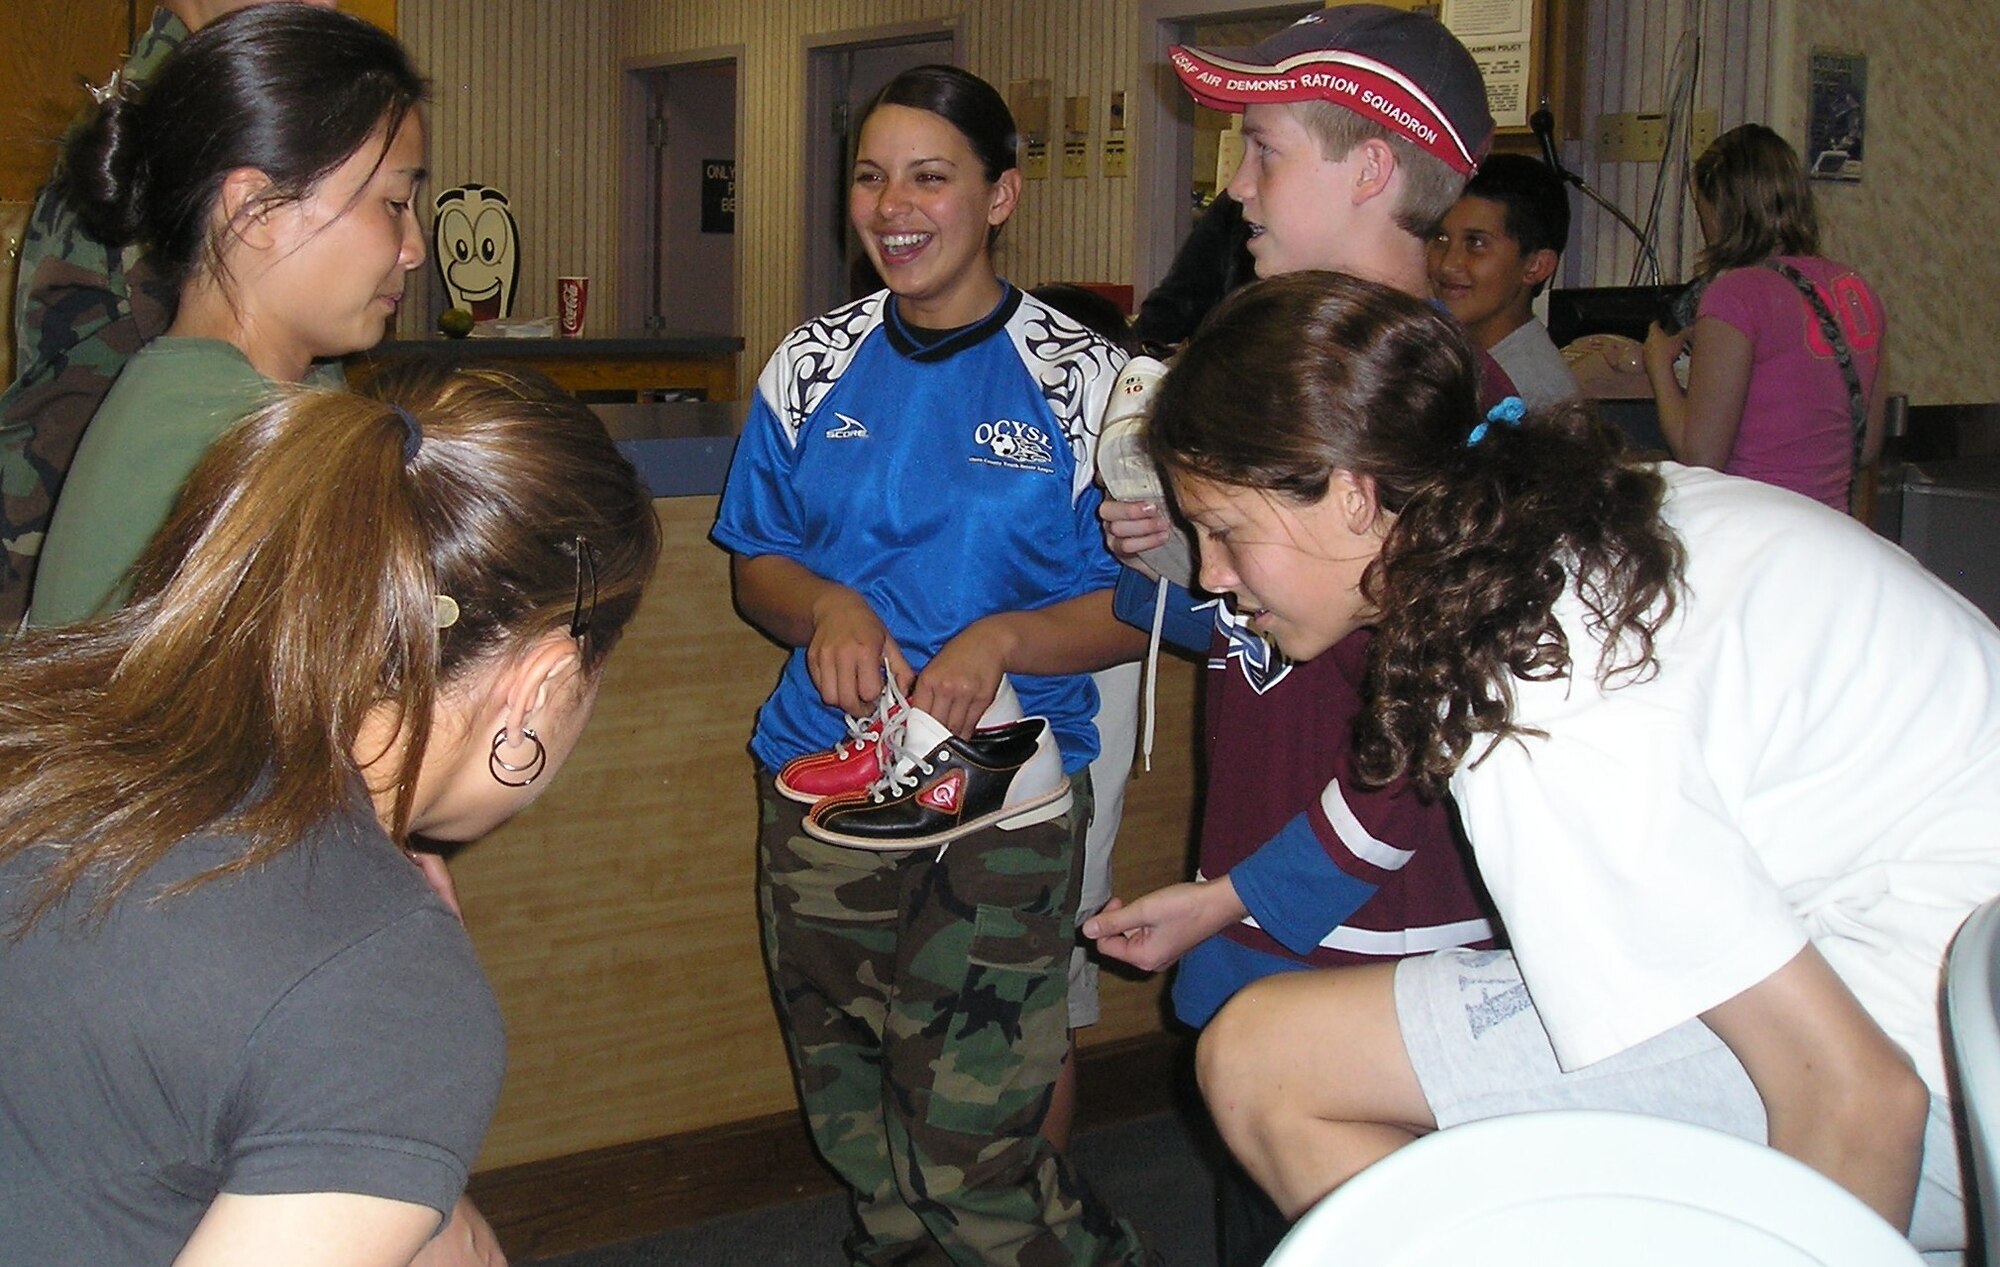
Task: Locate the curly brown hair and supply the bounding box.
[1148,271,1685,797]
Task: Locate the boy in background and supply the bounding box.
[1087,8,1510,1263]
[1429,152,1582,408]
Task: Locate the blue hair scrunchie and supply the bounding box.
[393,403,423,463]
[1466,395,1526,448]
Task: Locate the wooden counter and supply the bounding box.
[355,334,744,401]
[450,495,1202,1170]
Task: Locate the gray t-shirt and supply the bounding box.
[0,807,505,1265]
[1489,318,1583,411]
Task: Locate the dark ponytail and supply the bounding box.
[1148,271,1684,797]
[50,4,427,295]
[56,97,150,249]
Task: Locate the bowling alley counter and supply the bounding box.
[357,333,745,403]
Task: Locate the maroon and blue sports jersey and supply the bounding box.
[1112,336,1515,1026]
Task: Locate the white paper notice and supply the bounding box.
[1442,0,1531,130]
[1442,0,1527,39]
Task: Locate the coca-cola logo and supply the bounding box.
[558,279,587,334]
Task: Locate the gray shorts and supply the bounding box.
[1395,948,1967,1257]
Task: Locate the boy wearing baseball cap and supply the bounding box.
[1169,4,1497,293]
[1088,8,1512,1262]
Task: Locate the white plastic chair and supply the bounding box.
[1262,1110,1922,1267]
[1947,894,2000,1267]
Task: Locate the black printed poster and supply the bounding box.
[1807,51,1866,182]
[701,159,736,233]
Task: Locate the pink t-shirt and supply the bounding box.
[1698,257,1885,510]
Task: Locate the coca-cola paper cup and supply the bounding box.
[557,276,590,338]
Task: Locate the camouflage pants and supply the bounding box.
[756,768,1147,1267]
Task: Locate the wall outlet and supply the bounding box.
[1598,111,1668,162]
[1599,109,1719,162]
[1691,108,1718,157]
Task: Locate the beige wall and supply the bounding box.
[616,0,1142,392]
[1777,0,2000,405]
[398,0,623,338]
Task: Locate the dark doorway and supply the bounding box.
[621,55,738,340]
[801,24,957,322]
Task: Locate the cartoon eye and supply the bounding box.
[437,207,475,263]
[473,207,511,267]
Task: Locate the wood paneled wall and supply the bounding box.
[0,1,134,204]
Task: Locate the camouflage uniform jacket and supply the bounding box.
[0,8,186,625]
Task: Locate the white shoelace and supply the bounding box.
[864,710,935,803]
[860,668,930,803]
[833,709,877,757]
[1142,574,1170,771]
[834,669,908,760]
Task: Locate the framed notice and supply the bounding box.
[1441,0,1532,131]
[1806,50,1867,183]
[701,159,735,234]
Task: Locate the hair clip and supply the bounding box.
[83,68,127,106]
[1466,395,1526,447]
[434,594,460,629]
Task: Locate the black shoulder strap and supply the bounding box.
[1764,260,1868,483]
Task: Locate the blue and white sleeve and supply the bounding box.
[711,387,805,561]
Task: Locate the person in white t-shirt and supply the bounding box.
[1428,152,1581,410]
[1143,268,1998,1258]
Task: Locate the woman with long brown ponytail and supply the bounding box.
[1118,270,1997,1259]
[0,365,659,1266]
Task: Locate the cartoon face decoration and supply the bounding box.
[433,184,520,320]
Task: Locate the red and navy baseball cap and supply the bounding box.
[1170,5,1494,176]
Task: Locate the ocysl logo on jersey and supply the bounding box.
[970,418,1056,473]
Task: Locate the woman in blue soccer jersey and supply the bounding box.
[712,65,1148,1265]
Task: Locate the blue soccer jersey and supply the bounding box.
[713,285,1126,774]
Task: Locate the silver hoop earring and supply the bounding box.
[489,727,548,787]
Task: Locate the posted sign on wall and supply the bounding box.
[701,159,735,234]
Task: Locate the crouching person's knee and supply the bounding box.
[1197,975,1289,1135]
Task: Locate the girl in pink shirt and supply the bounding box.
[1644,125,1887,514]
